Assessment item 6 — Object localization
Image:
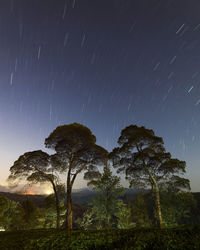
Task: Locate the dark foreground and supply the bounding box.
[0,226,200,250]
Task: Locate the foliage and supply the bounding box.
[8,151,55,184]
[75,209,94,229]
[0,226,200,250]
[0,194,62,231]
[114,200,136,229]
[84,164,125,229]
[4,123,197,232]
[0,196,48,231]
[20,199,40,229]
[191,192,200,224]
[109,125,190,227]
[0,197,25,231]
[0,195,9,216]
[40,194,65,228]
[45,123,108,230]
[45,124,108,176]
[8,150,64,229]
[131,192,152,227]
[161,191,197,227]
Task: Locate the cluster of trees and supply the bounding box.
[75,168,197,229]
[0,193,66,231]
[5,123,196,231]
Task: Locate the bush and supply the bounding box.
[0,226,200,250]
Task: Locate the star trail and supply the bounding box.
[0,0,200,191]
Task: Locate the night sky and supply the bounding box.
[0,0,200,192]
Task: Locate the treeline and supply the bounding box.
[0,189,199,231]
[1,123,199,231]
[0,195,63,230]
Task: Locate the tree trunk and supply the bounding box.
[51,181,60,229]
[66,187,73,230]
[154,183,163,228]
[137,144,163,229]
[144,164,163,228]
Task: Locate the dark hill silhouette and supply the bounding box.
[0,192,45,207]
[0,188,140,207]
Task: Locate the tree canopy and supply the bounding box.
[8,150,63,229]
[110,125,190,228]
[45,123,108,230]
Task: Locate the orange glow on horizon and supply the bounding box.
[20,187,53,195]
[23,190,37,195]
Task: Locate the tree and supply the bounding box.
[8,150,64,229]
[114,200,136,229]
[0,195,9,216]
[160,191,196,227]
[75,209,94,229]
[191,193,200,225]
[110,125,190,228]
[131,192,152,227]
[0,196,24,231]
[85,164,125,229]
[41,192,66,229]
[0,195,9,230]
[20,199,39,229]
[45,123,108,230]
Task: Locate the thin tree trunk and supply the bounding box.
[34,167,61,229]
[66,187,72,230]
[65,164,73,230]
[51,181,60,229]
[154,183,163,228]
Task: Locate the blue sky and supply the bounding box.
[0,0,200,192]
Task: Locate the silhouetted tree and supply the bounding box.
[110,125,190,228]
[45,123,108,230]
[8,150,64,229]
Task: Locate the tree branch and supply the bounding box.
[70,163,88,187]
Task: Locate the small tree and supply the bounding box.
[0,195,9,216]
[45,123,108,230]
[21,199,39,229]
[110,125,190,228]
[0,195,9,230]
[85,164,125,229]
[8,150,64,229]
[131,192,152,227]
[42,191,66,228]
[115,200,136,229]
[75,209,94,229]
[160,191,196,227]
[0,197,24,231]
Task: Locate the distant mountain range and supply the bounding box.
[70,188,141,205]
[0,192,45,207]
[0,188,141,207]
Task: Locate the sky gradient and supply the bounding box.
[0,0,200,192]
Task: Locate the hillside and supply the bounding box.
[0,192,45,207]
[0,188,139,207]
